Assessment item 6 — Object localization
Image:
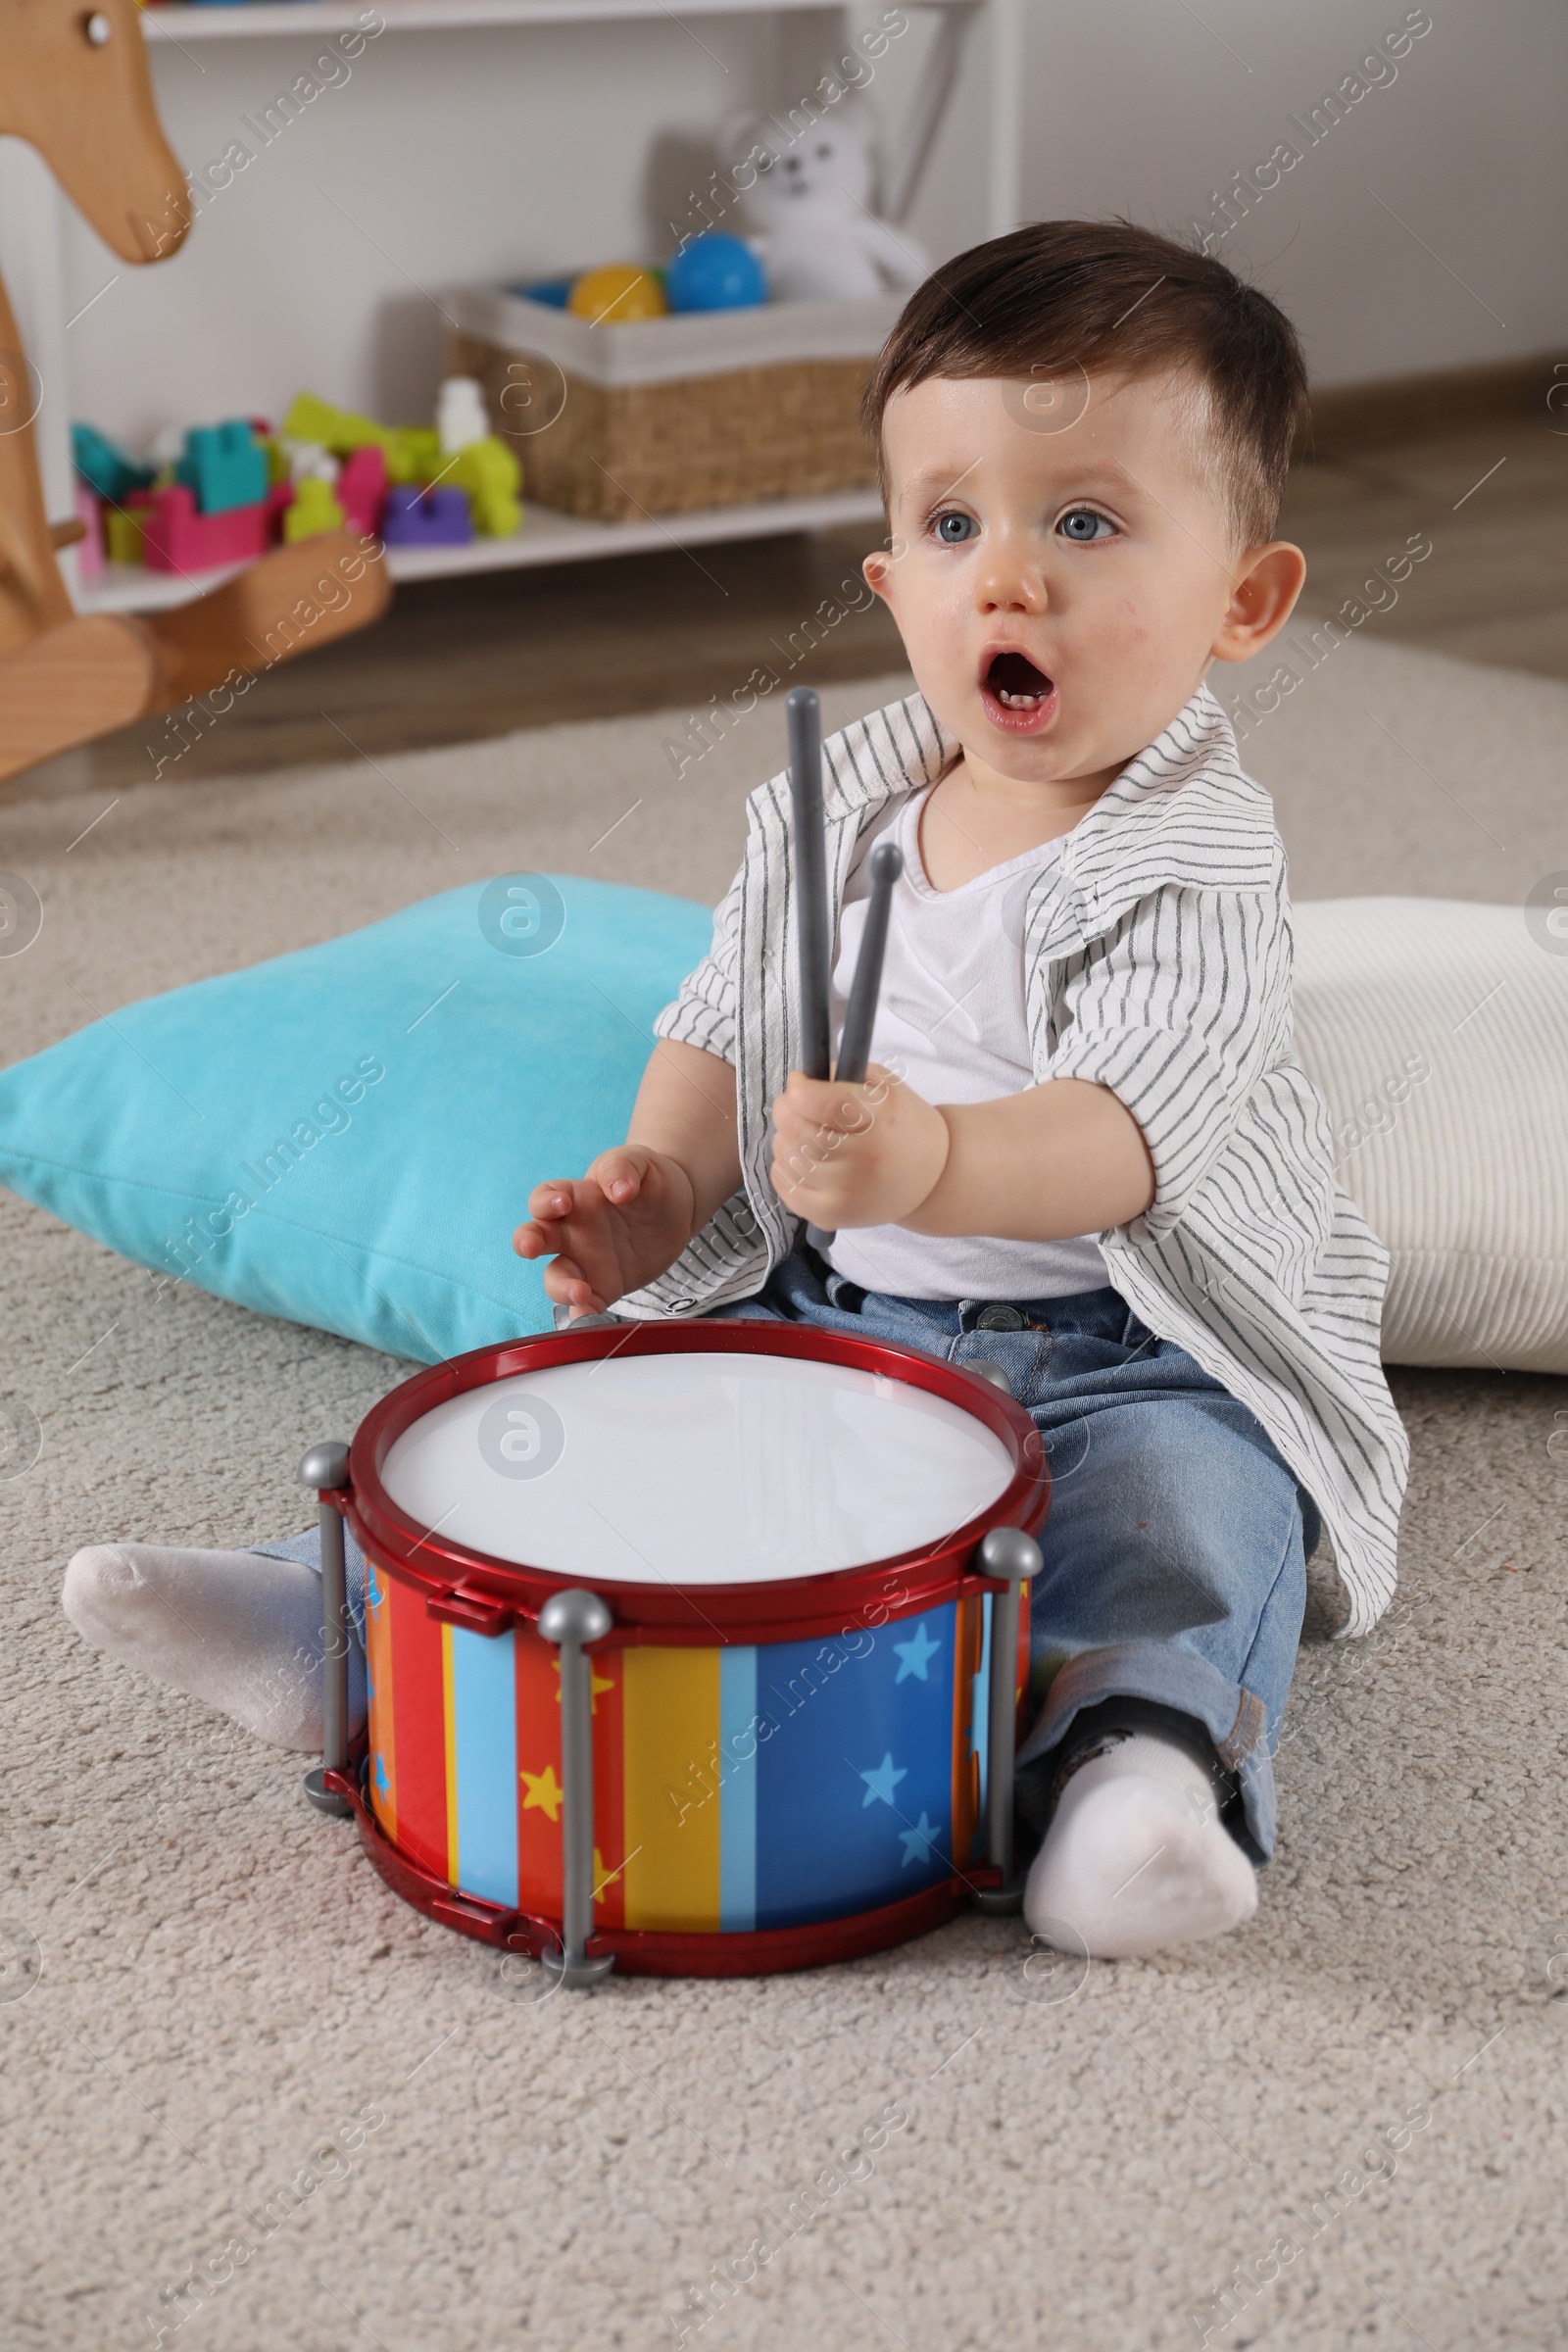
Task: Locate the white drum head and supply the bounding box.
[380,1350,1013,1586]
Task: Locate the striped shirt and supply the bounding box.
[623,683,1408,1636]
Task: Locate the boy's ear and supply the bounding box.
[1210,541,1306,663]
[862,549,895,607]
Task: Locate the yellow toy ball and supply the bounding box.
[567,264,666,325]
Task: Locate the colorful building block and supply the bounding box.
[280,394,429,485]
[104,498,149,566]
[283,390,393,455]
[336,444,388,537]
[72,421,155,505]
[177,419,269,515]
[139,483,270,572]
[436,375,489,456]
[282,391,464,489]
[379,486,472,548]
[282,475,346,543]
[443,435,521,537]
[388,427,442,486]
[73,483,104,583]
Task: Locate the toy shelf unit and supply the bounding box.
[5,0,1022,616]
[82,485,888,613]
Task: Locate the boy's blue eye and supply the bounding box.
[932,511,978,544]
[1058,508,1114,543]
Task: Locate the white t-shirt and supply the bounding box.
[824,792,1110,1302]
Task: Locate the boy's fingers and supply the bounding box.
[542,1256,603,1310]
[591,1149,645,1206]
[773,1102,860,1153]
[769,1149,820,1199]
[774,1083,827,1134]
[515,1217,582,1259]
[779,1076,871,1132]
[527,1180,577,1220]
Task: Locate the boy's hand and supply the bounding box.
[514,1148,697,1314]
[769,1065,950,1230]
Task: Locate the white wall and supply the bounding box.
[1015,0,1568,386]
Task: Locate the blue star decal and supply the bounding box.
[368,1565,385,1615]
[859,1752,907,1809]
[373,1751,391,1804]
[900,1811,940,1867]
[365,1665,375,1710]
[893,1621,941,1684]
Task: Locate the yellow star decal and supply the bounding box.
[519,1763,564,1822]
[552,1658,614,1713]
[594,1843,635,1909]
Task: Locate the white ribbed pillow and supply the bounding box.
[1291,900,1568,1372]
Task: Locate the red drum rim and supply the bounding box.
[325,1754,1003,1979]
[344,1319,1048,1641]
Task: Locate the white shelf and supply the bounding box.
[84,559,247,614]
[75,484,885,612]
[145,0,972,39]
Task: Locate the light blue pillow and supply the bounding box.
[0,876,711,1362]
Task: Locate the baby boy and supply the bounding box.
[66,220,1407,1959]
[513,220,1409,1956]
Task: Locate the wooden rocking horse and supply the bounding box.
[0,0,391,785]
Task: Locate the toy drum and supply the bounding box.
[303,1320,1049,1981]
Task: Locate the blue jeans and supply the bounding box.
[251,1523,370,1652]
[717,1251,1319,1863]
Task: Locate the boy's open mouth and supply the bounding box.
[980,649,1058,732]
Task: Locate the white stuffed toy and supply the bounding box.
[725,100,927,301]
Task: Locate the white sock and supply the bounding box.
[1023,1733,1257,1960]
[62,1544,367,1753]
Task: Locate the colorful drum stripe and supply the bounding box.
[513,1620,564,1924]
[366,1562,1011,1937]
[621,1645,719,1931]
[363,1559,396,1845]
[718,1646,759,1933]
[447,1621,518,1909]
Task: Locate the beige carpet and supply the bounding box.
[2,636,1565,2351]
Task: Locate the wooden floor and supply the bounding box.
[1278,406,1568,679]
[13,384,1568,800]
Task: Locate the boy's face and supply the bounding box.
[864,368,1305,792]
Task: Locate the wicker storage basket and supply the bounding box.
[447,286,903,521]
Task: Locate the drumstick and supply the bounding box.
[833,840,902,1086]
[786,686,832,1084]
[807,839,903,1254]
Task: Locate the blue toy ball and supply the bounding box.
[665,233,766,314]
[514,277,573,309]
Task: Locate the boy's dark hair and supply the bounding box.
[863,220,1309,548]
